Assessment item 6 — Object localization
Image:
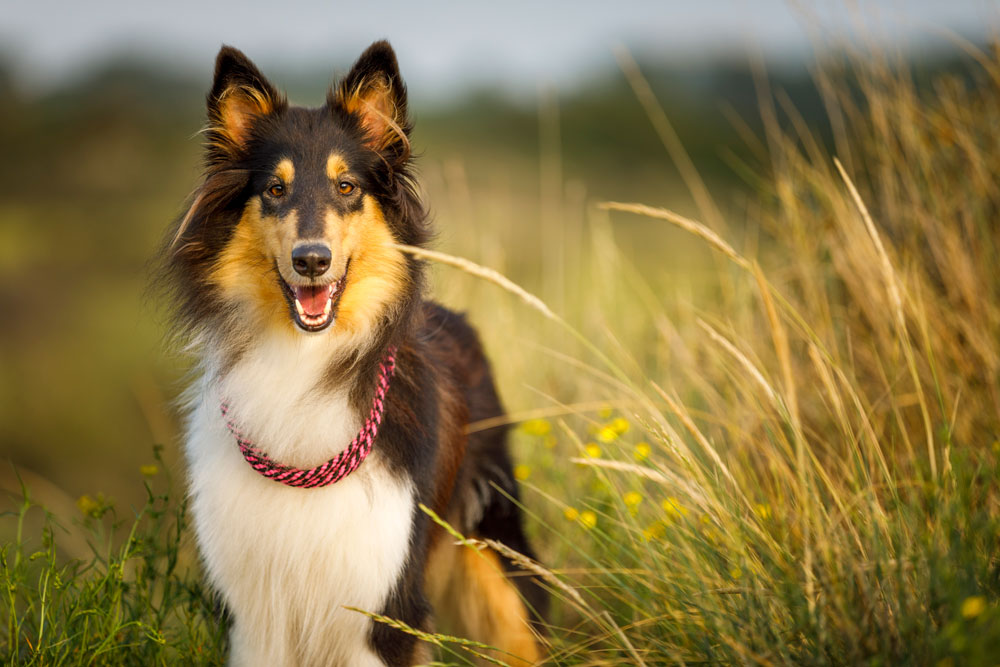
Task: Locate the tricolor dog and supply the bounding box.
[165,40,545,666]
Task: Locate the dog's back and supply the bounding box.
[375,301,547,664]
[419,302,548,649]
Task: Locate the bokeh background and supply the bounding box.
[0,1,996,524]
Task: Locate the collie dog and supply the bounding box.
[165,41,545,666]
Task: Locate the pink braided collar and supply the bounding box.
[220,346,397,488]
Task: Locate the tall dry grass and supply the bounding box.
[420,42,1000,664]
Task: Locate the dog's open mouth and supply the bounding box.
[279,267,348,332]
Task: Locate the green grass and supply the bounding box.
[4,42,1000,666]
[2,449,226,665]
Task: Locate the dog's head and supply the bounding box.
[168,41,425,346]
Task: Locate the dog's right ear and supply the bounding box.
[206,46,285,161]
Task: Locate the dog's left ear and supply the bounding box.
[331,40,410,161]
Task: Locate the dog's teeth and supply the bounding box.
[324,298,332,316]
[295,299,306,317]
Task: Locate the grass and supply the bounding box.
[2,448,226,665]
[4,42,1000,665]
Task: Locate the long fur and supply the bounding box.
[163,41,545,666]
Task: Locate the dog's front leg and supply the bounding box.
[227,621,295,667]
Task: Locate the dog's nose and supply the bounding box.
[291,244,332,278]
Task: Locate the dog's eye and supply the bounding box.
[338,181,356,196]
[268,184,285,198]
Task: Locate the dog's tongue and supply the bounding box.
[293,285,330,316]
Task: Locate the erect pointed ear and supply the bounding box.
[206,46,285,160]
[330,40,410,160]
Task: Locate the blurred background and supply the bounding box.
[1,1,997,515]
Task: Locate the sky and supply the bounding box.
[2,1,997,101]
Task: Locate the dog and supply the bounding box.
[164,41,546,666]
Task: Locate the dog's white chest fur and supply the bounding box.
[184,336,414,667]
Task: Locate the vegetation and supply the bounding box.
[2,450,225,664]
[3,41,1000,665]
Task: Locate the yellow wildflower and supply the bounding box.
[611,417,630,435]
[584,443,602,458]
[633,442,651,461]
[579,510,597,529]
[624,491,643,516]
[77,495,99,518]
[729,566,743,580]
[521,419,551,436]
[961,595,987,619]
[596,426,617,443]
[662,497,689,519]
[754,503,772,520]
[642,521,666,541]
[563,507,579,521]
[513,464,531,481]
[140,464,159,477]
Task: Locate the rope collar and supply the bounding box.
[220,346,397,488]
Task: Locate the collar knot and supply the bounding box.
[220,346,398,488]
